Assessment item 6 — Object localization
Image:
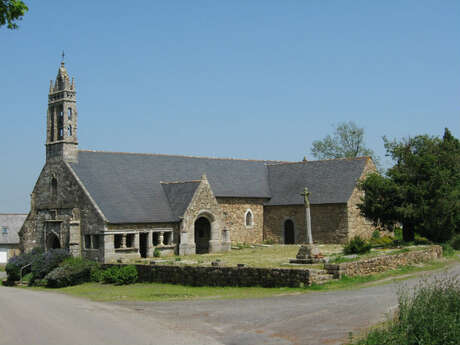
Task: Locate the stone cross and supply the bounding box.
[301,187,313,244]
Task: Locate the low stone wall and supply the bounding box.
[325,245,443,278]
[106,264,312,288]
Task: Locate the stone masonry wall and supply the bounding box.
[217,197,264,244]
[325,245,443,278]
[20,161,106,260]
[347,158,377,240]
[263,204,348,244]
[106,264,313,288]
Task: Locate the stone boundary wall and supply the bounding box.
[325,245,443,278]
[104,264,312,288]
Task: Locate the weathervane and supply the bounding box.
[61,50,65,64]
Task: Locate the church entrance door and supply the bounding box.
[47,232,61,250]
[284,220,295,244]
[139,233,148,258]
[195,217,211,254]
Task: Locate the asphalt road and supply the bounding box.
[1,263,459,345]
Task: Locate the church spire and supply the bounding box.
[46,59,78,163]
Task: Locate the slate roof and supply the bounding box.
[0,214,27,244]
[266,157,369,206]
[161,181,200,219]
[69,151,369,224]
[70,151,272,223]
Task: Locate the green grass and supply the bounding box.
[24,255,460,302]
[0,265,5,272]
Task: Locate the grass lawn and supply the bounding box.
[132,244,343,268]
[25,255,460,302]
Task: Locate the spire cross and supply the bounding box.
[61,51,65,64]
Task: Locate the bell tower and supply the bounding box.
[46,58,78,163]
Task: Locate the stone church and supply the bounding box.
[20,62,376,263]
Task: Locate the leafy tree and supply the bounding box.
[0,0,28,30]
[311,121,376,160]
[359,128,460,242]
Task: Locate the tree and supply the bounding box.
[0,0,28,30]
[311,121,376,160]
[359,128,460,242]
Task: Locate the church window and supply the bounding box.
[59,128,64,139]
[51,178,58,200]
[126,233,135,248]
[1,227,8,235]
[152,232,160,246]
[67,125,72,136]
[92,235,100,249]
[68,108,72,120]
[84,235,91,249]
[114,234,122,249]
[245,209,254,228]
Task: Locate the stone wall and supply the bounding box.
[347,158,376,240]
[325,245,443,278]
[263,204,348,244]
[217,197,264,244]
[20,161,106,261]
[107,264,313,288]
[180,176,230,255]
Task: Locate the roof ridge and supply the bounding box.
[266,156,370,166]
[160,180,201,185]
[78,149,287,163]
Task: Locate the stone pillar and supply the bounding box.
[178,231,196,255]
[221,229,231,252]
[103,234,115,263]
[134,233,139,253]
[68,220,81,257]
[158,232,164,246]
[147,231,154,257]
[121,234,126,248]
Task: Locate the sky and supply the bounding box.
[1,1,459,213]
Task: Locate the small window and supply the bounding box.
[1,227,8,235]
[126,234,135,248]
[163,232,172,245]
[59,128,64,139]
[92,235,100,249]
[152,232,160,246]
[245,209,254,227]
[67,125,72,136]
[84,235,91,249]
[114,234,122,249]
[68,108,72,120]
[51,178,58,200]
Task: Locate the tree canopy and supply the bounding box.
[311,121,376,160]
[0,0,28,30]
[358,128,460,242]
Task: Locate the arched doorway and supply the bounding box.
[195,217,211,254]
[47,232,61,250]
[284,220,295,244]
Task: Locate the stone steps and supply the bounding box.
[309,269,336,285]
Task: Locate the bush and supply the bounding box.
[153,248,160,258]
[30,249,70,283]
[102,265,138,285]
[344,236,371,255]
[371,230,381,239]
[349,276,460,345]
[450,234,460,250]
[414,233,431,245]
[45,257,100,288]
[369,235,394,248]
[5,248,43,282]
[442,243,455,257]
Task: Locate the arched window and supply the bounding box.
[67,125,72,136]
[51,178,58,200]
[245,209,254,228]
[67,108,72,120]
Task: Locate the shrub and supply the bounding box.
[45,257,100,288]
[348,275,460,345]
[153,248,160,257]
[450,234,460,250]
[344,236,371,255]
[442,243,455,257]
[30,249,70,283]
[371,229,381,239]
[102,265,138,285]
[413,233,431,245]
[369,235,394,248]
[5,248,43,282]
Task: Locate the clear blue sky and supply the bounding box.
[1,1,459,213]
